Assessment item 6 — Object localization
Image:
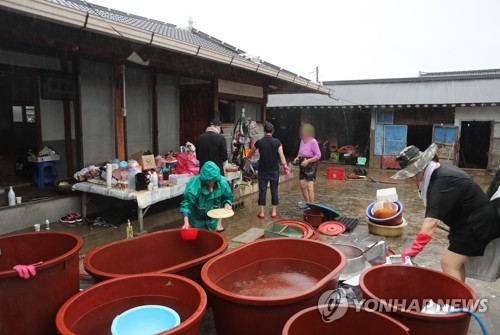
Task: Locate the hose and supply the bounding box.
[448,308,488,335]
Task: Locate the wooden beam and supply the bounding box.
[113,64,126,160]
[213,77,219,117]
[151,71,159,155]
[61,54,74,176]
[262,88,268,123]
[73,58,84,168]
[217,92,264,104]
[62,99,73,175]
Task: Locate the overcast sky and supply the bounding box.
[92,0,500,81]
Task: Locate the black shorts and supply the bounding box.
[448,221,500,256]
[299,157,317,182]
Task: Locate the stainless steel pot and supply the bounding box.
[331,243,367,274]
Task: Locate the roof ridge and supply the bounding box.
[419,68,500,77]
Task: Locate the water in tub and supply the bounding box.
[216,259,330,297]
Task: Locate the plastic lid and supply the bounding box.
[318,221,346,236]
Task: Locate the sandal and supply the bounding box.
[257,213,266,219]
[270,212,279,219]
[216,228,226,233]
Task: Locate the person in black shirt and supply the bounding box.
[247,122,289,219]
[392,144,500,281]
[196,118,228,175]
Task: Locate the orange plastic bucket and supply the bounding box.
[0,232,82,335]
[56,274,207,335]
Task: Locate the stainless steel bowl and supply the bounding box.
[331,243,367,274]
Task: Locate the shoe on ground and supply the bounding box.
[72,212,83,223]
[60,213,76,226]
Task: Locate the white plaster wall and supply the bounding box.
[126,67,152,155]
[40,99,64,141]
[80,60,115,165]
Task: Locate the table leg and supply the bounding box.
[136,205,148,235]
[81,192,88,218]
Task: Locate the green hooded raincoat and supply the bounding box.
[180,161,234,230]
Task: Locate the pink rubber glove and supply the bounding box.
[401,232,432,261]
[282,163,290,179]
[13,262,43,279]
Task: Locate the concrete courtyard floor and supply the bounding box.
[194,165,498,335]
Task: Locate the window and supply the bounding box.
[12,106,23,122]
[12,105,36,123]
[376,109,394,124]
[219,100,262,123]
[433,125,457,144]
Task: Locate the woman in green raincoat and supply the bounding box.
[180,161,233,232]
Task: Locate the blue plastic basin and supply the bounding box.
[111,305,181,335]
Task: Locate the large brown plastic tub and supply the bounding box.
[283,305,410,335]
[360,265,477,335]
[0,231,83,335]
[56,274,207,335]
[201,238,346,335]
[84,228,227,283]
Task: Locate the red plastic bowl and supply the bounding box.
[180,228,199,241]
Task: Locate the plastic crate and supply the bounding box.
[327,167,345,180]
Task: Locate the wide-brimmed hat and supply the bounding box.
[391,143,438,180]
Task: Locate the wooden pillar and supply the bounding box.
[151,71,159,154]
[113,64,126,160]
[262,87,268,122]
[73,58,84,169]
[62,100,73,175]
[61,55,74,176]
[213,77,219,118]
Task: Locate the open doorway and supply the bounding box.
[0,71,39,186]
[407,125,433,151]
[459,121,491,169]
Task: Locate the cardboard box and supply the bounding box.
[131,152,156,170]
[27,154,60,163]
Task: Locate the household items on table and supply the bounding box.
[72,146,203,191]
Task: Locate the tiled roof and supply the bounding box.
[47,0,244,57]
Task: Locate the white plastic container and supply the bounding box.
[128,169,137,190]
[151,171,158,190]
[8,186,16,206]
[376,187,398,202]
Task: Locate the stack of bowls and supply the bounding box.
[366,201,407,236]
